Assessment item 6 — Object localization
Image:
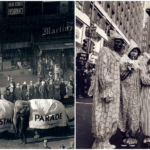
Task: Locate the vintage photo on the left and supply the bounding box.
[0,1,74,149]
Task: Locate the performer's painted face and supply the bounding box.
[114,39,124,51]
[130,49,139,60]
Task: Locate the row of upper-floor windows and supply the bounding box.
[76,1,143,41]
[143,31,148,34]
[103,1,144,16]
[76,1,143,28]
[143,36,147,40]
[105,5,143,23]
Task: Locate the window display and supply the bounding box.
[2,48,33,71]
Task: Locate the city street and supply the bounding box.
[76,97,148,149]
[0,68,74,149]
[0,68,73,98]
[0,105,74,149]
[0,127,74,149]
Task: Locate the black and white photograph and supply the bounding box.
[0,1,75,149]
[76,1,150,149]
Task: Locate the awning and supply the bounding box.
[37,42,74,50]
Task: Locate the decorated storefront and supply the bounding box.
[33,19,74,80]
[0,1,74,79]
[0,19,74,80]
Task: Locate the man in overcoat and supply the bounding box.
[39,81,47,99]
[29,81,34,100]
[60,78,66,102]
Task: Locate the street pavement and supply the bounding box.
[0,104,74,149]
[76,97,148,149]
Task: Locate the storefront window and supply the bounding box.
[2,48,33,71]
[39,48,74,73]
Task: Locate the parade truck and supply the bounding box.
[0,99,74,136]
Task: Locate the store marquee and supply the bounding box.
[41,21,74,37]
[37,43,74,50]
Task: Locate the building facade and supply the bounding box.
[142,17,148,52]
[76,1,144,97]
[76,1,144,56]
[142,1,150,53]
[143,1,150,26]
[0,1,74,80]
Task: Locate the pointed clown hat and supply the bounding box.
[127,39,141,55]
[105,30,124,49]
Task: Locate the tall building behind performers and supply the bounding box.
[76,1,144,98]
[0,1,74,81]
[76,1,144,54]
[142,1,150,53]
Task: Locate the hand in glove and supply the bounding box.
[102,96,114,103]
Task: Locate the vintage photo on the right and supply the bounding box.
[76,1,149,149]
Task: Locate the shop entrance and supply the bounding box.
[38,48,74,81]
